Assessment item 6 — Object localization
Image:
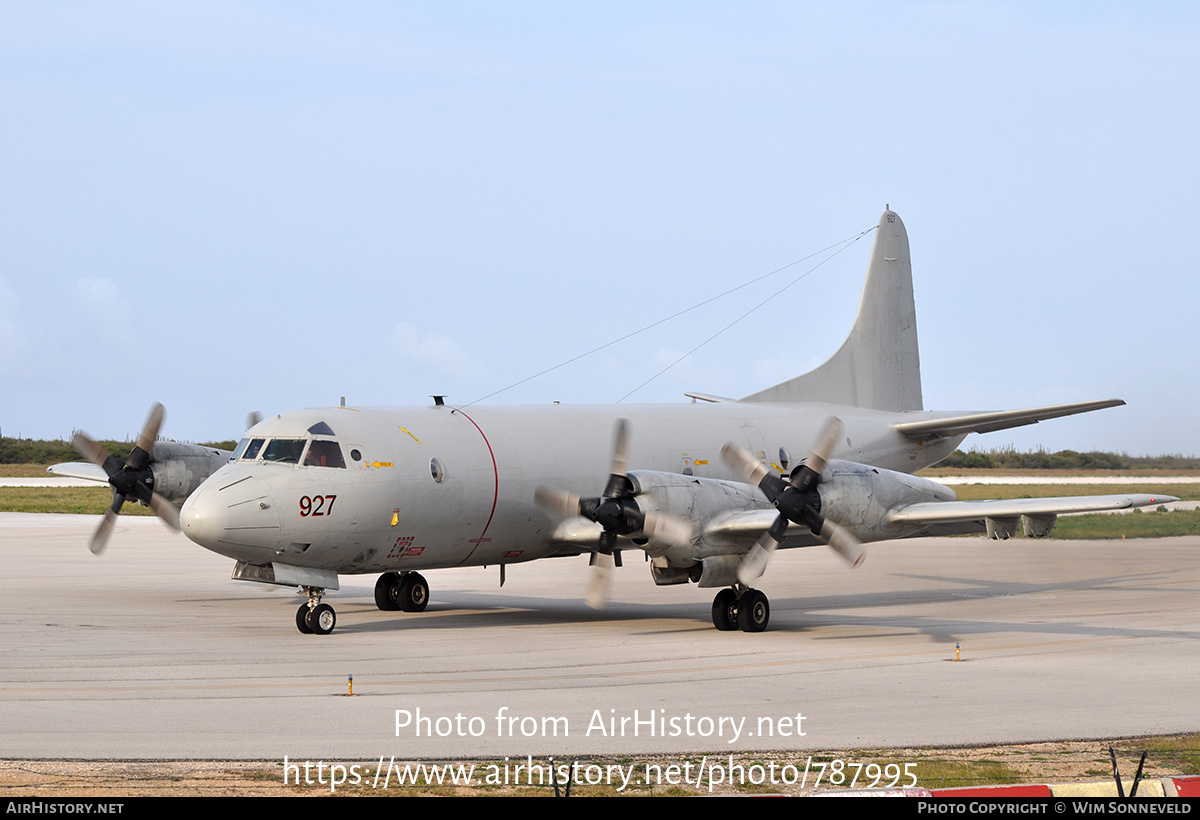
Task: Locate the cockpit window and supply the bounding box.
[241,438,265,461]
[230,438,250,461]
[261,439,306,464]
[304,440,346,468]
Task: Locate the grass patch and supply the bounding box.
[1051,509,1200,539]
[0,463,55,478]
[950,483,1200,501]
[0,487,155,516]
[912,759,1024,789]
[1135,733,1200,775]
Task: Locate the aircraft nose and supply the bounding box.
[181,472,281,558]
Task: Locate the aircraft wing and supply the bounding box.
[700,493,1179,546]
[546,517,603,556]
[887,493,1178,526]
[46,462,109,483]
[701,510,825,550]
[893,399,1124,438]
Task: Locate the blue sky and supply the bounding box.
[2,2,1197,455]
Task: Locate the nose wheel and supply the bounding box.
[711,587,770,633]
[296,588,336,635]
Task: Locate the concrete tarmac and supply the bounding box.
[2,512,1198,760]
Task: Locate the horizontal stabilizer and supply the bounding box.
[887,493,1178,526]
[46,462,108,483]
[893,399,1124,439]
[684,392,735,404]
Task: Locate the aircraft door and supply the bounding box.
[741,425,770,470]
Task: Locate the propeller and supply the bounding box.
[721,417,864,585]
[535,418,693,609]
[73,403,181,555]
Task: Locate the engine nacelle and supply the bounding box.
[626,461,958,574]
[816,459,956,541]
[147,442,232,505]
[628,469,769,565]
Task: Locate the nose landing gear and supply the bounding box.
[296,587,336,635]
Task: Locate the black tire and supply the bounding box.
[737,589,770,633]
[399,573,429,612]
[375,572,401,611]
[306,603,337,635]
[711,588,739,631]
[296,603,314,634]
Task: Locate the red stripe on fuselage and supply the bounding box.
[451,408,499,565]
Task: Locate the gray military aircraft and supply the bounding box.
[56,209,1176,635]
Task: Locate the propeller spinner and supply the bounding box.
[535,418,692,608]
[722,416,864,584]
[73,403,181,555]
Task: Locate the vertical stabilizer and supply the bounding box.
[740,209,922,411]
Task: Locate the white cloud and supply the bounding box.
[391,321,482,378]
[72,277,120,316]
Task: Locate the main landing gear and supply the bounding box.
[296,587,336,635]
[711,586,770,633]
[374,572,430,613]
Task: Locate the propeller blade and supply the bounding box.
[737,514,788,584]
[602,419,632,498]
[641,511,694,551]
[536,419,677,608]
[149,492,182,531]
[737,530,778,585]
[534,486,582,516]
[74,403,180,554]
[73,432,122,478]
[609,418,629,482]
[585,552,615,609]
[128,403,165,471]
[90,508,118,556]
[721,442,770,486]
[819,518,865,568]
[807,417,843,476]
[246,411,263,431]
[789,416,844,492]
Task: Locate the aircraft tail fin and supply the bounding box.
[740,208,923,411]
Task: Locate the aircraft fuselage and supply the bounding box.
[180,401,962,576]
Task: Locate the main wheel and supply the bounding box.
[305,603,337,635]
[399,573,429,612]
[737,589,770,633]
[296,603,314,634]
[711,588,739,631]
[374,572,401,611]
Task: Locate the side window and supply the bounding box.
[304,440,346,468]
[242,439,265,460]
